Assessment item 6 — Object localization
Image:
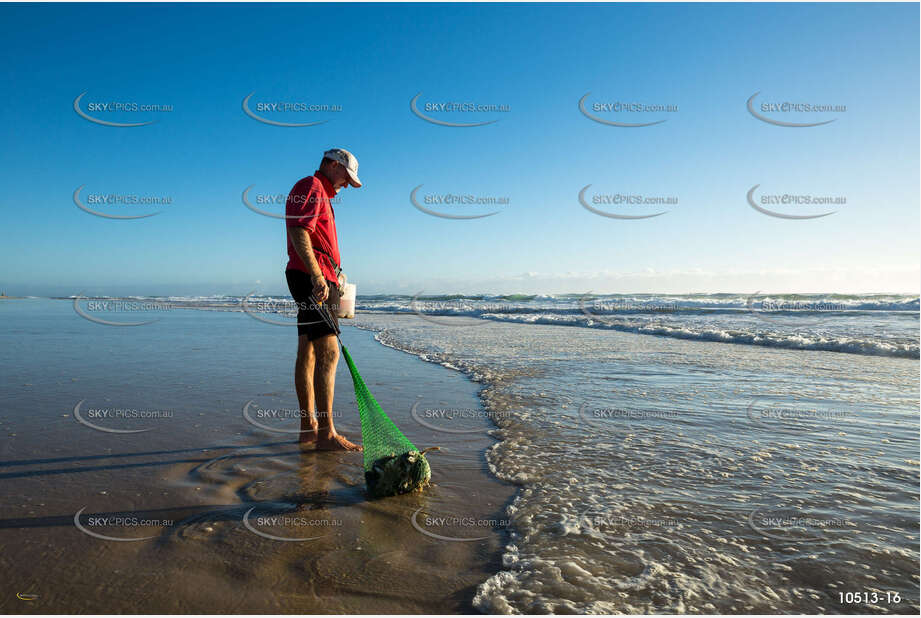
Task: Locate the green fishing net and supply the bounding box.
[340,344,433,498]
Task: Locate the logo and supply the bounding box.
[579,293,679,325]
[409,291,510,327]
[576,506,680,542]
[73,507,159,542]
[72,294,166,327]
[578,185,671,219]
[72,400,158,434]
[410,402,498,434]
[242,507,336,542]
[746,185,839,220]
[410,185,504,220]
[577,402,680,427]
[748,506,851,542]
[410,92,504,127]
[746,91,839,127]
[73,91,159,127]
[745,291,846,327]
[578,93,671,127]
[241,92,332,127]
[410,507,495,542]
[73,185,163,220]
[240,291,326,327]
[745,399,851,435]
[241,185,330,219]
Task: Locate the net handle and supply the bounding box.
[312,293,344,349]
[310,293,420,469]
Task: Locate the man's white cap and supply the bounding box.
[324,148,362,188]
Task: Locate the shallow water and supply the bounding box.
[350,311,920,614]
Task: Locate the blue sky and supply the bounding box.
[1,2,918,297]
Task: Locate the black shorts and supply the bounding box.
[285,269,340,339]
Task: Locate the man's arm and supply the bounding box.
[288,226,329,302]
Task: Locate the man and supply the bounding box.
[285,148,362,451]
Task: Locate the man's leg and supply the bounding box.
[294,334,319,444]
[312,333,361,451]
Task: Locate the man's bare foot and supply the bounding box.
[316,433,362,451]
[298,419,320,446]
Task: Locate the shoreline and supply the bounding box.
[345,311,921,613]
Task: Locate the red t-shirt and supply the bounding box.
[285,171,340,283]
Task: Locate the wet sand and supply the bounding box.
[0,311,515,614]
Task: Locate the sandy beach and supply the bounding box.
[0,300,515,613]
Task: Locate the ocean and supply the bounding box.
[3,293,918,613]
[352,292,920,613]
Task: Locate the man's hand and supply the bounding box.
[289,227,329,302]
[311,274,329,303]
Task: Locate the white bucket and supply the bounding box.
[337,283,356,319]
